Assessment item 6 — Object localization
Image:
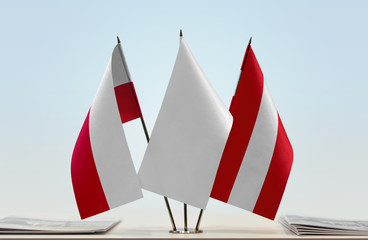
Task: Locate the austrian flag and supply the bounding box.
[211,43,293,220]
[71,42,143,219]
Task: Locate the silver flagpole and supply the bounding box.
[116,36,177,232]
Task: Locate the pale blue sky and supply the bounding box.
[0,0,368,222]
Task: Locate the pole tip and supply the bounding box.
[117,36,121,44]
[248,36,252,46]
[180,29,183,37]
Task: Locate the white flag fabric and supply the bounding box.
[71,43,143,219]
[138,37,232,209]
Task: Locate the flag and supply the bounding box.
[71,43,143,219]
[138,37,233,209]
[210,44,293,220]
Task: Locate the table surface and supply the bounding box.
[0,213,367,240]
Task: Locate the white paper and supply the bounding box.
[0,216,119,234]
[280,215,368,236]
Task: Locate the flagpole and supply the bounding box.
[195,209,203,231]
[179,29,191,233]
[184,203,188,232]
[234,36,252,96]
[116,36,177,232]
[179,29,204,234]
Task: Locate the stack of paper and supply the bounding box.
[280,215,368,236]
[0,216,119,234]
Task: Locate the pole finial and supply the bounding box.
[180,29,183,37]
[248,36,252,46]
[117,36,121,44]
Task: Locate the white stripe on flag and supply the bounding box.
[111,45,131,87]
[227,83,278,210]
[89,58,142,208]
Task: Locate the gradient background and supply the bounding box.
[1,0,368,223]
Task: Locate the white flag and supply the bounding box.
[138,37,232,209]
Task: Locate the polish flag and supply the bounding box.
[71,42,143,219]
[211,43,293,220]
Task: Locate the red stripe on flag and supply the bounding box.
[211,47,264,202]
[71,110,110,219]
[253,115,293,220]
[114,82,142,124]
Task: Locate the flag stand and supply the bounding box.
[116,36,178,232]
[168,203,203,234]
